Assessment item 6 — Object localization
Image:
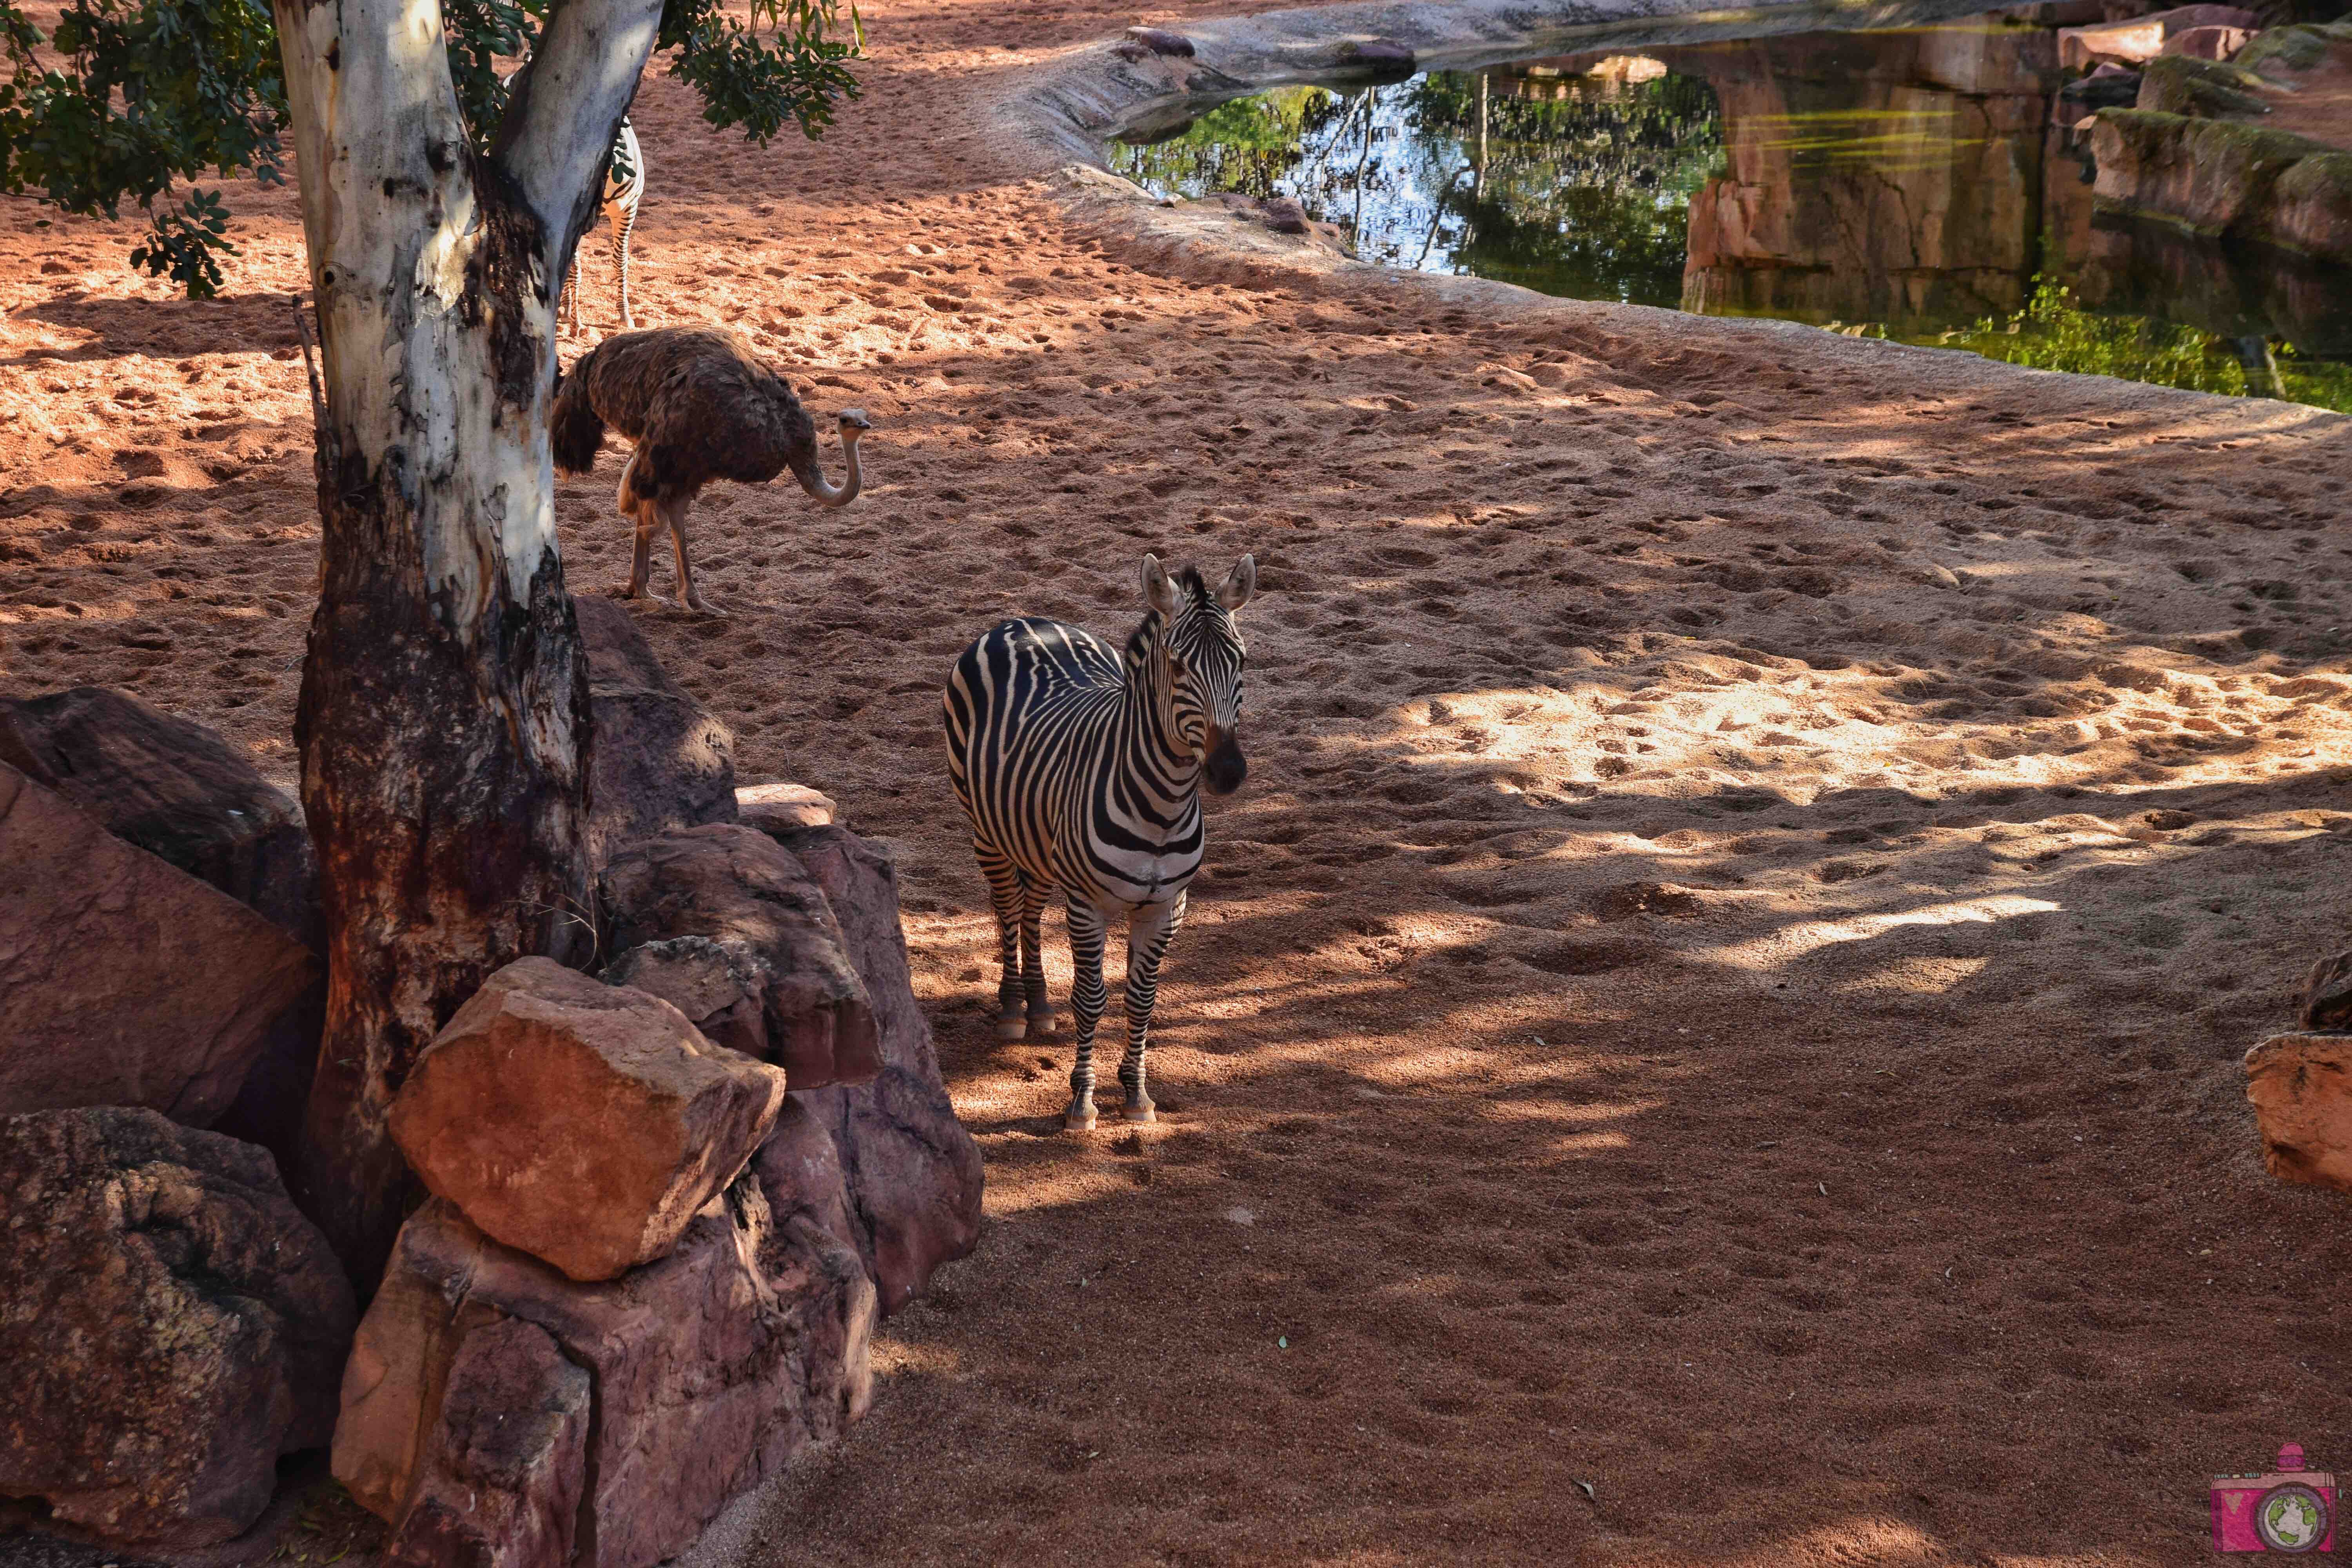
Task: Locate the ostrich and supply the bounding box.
[551,327,871,618]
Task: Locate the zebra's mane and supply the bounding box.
[1124,566,1214,665]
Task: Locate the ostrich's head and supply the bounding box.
[1140,553,1257,795]
[788,405,873,508]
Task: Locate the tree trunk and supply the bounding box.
[272,0,661,1286]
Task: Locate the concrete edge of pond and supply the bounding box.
[983,0,2351,419]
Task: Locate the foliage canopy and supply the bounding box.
[0,0,862,296]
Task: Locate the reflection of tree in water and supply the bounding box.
[1112,69,1726,307]
[1109,58,2352,410]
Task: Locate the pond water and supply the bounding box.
[1112,16,2352,412]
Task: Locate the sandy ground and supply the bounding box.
[6,0,2352,1563]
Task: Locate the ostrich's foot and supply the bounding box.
[684,592,728,619]
[993,1008,1027,1042]
[615,583,673,606]
[1064,1095,1098,1132]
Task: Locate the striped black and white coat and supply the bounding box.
[567,117,644,335]
[944,554,1257,1131]
[499,65,642,334]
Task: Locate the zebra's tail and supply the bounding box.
[550,345,607,473]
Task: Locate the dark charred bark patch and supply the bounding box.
[462,153,554,415]
[295,422,588,1293]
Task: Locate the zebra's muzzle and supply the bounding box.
[1203,726,1247,796]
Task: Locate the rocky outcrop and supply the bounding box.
[601,824,882,1091]
[0,761,316,1125]
[337,1188,872,1568]
[577,595,739,869]
[0,686,318,944]
[0,685,330,1178]
[2245,1033,2352,1194]
[2058,4,2256,69]
[2089,109,2352,262]
[387,957,788,1283]
[2301,950,2352,1031]
[768,824,984,1314]
[0,1108,354,1548]
[378,1318,592,1568]
[1670,18,2066,331]
[737,780,838,833]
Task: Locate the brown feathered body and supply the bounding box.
[551,327,822,508]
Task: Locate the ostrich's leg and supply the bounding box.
[660,494,724,618]
[1117,892,1184,1123]
[1063,900,1108,1131]
[978,844,1028,1040]
[616,451,668,604]
[1021,878,1054,1036]
[612,204,637,331]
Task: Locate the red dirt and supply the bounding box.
[4,0,2352,1564]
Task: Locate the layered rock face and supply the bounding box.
[0,761,317,1125]
[1670,18,2067,331]
[0,1108,354,1547]
[339,1186,874,1568]
[2244,950,2352,1196]
[601,824,883,1091]
[387,958,789,1282]
[766,824,986,1314]
[577,596,739,868]
[340,776,978,1566]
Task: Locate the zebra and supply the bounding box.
[499,65,642,335]
[944,554,1257,1132]
[565,117,644,337]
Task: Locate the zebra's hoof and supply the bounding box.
[1025,1007,1057,1038]
[1064,1101,1098,1132]
[993,1013,1028,1042]
[1121,1097,1157,1125]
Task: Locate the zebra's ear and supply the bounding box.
[1140,554,1180,617]
[1215,554,1257,611]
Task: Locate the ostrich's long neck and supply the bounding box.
[798,429,864,508]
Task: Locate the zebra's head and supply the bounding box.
[1140,553,1256,795]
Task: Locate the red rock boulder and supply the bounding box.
[0,684,328,1179]
[0,1107,354,1548]
[0,761,317,1125]
[387,957,787,1283]
[2245,1032,2352,1193]
[577,596,738,870]
[338,1186,873,1568]
[600,824,881,1091]
[763,824,984,1314]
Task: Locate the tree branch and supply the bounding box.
[488,0,664,262]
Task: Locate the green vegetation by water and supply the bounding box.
[1895,280,2352,412]
[1112,41,2352,413]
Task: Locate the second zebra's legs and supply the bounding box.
[564,255,583,337]
[1063,900,1110,1132]
[1019,880,1054,1037]
[1118,893,1185,1123]
[612,203,637,331]
[979,847,1029,1041]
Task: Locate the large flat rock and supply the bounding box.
[0,761,317,1125]
[2246,1031,2352,1193]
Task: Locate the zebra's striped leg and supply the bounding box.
[564,255,582,338]
[977,845,1028,1041]
[1118,893,1185,1123]
[612,205,637,331]
[1020,881,1054,1036]
[1063,900,1109,1132]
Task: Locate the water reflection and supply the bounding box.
[1110,14,2352,411]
